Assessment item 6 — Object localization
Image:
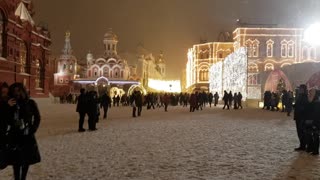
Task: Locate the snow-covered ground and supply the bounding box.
[1,99,320,180]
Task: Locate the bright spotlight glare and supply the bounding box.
[304,23,320,46]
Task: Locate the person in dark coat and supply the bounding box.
[214,92,219,107]
[76,88,87,132]
[163,93,170,112]
[293,84,309,151]
[237,92,243,109]
[100,91,111,119]
[222,91,230,110]
[233,93,238,109]
[228,91,233,108]
[189,93,197,112]
[5,83,41,180]
[310,90,320,155]
[87,91,99,131]
[208,93,213,108]
[304,89,319,155]
[135,91,143,116]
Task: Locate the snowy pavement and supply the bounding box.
[1,99,320,180]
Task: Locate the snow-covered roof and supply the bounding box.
[14,2,35,26]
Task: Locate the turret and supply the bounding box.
[103,28,118,57]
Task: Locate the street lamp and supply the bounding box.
[304,23,320,46]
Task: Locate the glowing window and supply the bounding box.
[281,40,288,58]
[265,63,274,71]
[288,41,295,58]
[266,40,274,57]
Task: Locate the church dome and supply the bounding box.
[104,28,118,41]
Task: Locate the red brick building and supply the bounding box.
[0,0,52,97]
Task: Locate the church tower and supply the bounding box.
[103,28,118,57]
[54,31,78,86]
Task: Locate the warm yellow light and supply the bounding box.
[304,23,320,46]
[148,79,181,92]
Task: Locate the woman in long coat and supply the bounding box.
[6,83,41,180]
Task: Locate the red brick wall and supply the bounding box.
[0,0,52,98]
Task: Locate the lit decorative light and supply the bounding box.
[209,47,248,100]
[209,61,223,96]
[304,23,320,46]
[148,79,181,92]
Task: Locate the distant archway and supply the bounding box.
[127,85,146,96]
[307,71,320,89]
[264,70,292,92]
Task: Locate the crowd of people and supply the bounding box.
[262,90,294,116]
[0,82,41,180]
[1,81,320,179]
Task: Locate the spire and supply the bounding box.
[62,31,72,55]
[15,2,35,25]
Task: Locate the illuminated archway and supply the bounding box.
[109,87,125,98]
[95,76,109,85]
[264,70,292,92]
[127,84,147,96]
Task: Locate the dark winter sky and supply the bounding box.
[33,0,320,79]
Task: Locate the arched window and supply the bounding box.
[199,69,209,81]
[245,39,253,57]
[264,63,274,71]
[252,39,260,57]
[281,40,288,58]
[93,68,98,77]
[266,40,274,57]
[113,67,120,78]
[248,74,258,85]
[248,63,259,73]
[288,41,295,58]
[19,42,27,73]
[103,67,109,77]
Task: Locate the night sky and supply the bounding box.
[33,0,320,79]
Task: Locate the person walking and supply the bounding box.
[222,91,230,110]
[76,88,87,132]
[100,91,111,119]
[163,93,170,112]
[294,84,309,151]
[189,93,197,112]
[4,83,41,180]
[233,93,238,109]
[238,92,243,109]
[208,92,213,108]
[135,91,143,116]
[214,92,219,107]
[87,91,99,131]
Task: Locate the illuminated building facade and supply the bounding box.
[204,27,320,103]
[233,28,320,100]
[186,42,234,92]
[0,0,52,97]
[71,29,141,97]
[136,46,166,90]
